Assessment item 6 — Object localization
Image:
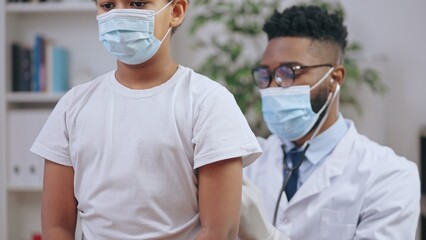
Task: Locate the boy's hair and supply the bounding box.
[92,0,189,8]
[92,0,188,34]
[263,5,348,52]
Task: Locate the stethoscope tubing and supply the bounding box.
[271,84,340,227]
[272,143,310,226]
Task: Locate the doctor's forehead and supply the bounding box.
[260,37,320,68]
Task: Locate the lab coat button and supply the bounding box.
[283,218,289,224]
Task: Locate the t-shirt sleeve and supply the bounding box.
[192,85,262,169]
[29,92,72,166]
[243,136,267,178]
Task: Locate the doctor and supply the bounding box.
[239,5,420,240]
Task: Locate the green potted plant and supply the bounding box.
[190,0,386,136]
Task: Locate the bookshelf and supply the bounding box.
[0,1,115,239]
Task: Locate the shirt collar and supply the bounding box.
[282,114,348,165]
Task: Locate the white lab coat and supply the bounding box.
[244,120,420,240]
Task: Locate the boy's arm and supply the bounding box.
[196,157,243,240]
[42,159,77,240]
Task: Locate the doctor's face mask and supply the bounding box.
[97,1,173,65]
[260,67,334,141]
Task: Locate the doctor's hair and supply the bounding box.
[263,5,348,55]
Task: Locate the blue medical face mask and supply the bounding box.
[97,1,173,65]
[260,68,334,141]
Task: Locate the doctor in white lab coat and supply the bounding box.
[238,5,420,240]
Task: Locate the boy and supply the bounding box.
[30,0,261,239]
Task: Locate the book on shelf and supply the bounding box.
[12,43,32,91]
[11,34,70,93]
[32,34,44,91]
[49,45,70,92]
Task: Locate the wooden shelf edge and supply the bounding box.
[6,92,64,103]
[6,1,97,13]
[7,185,42,192]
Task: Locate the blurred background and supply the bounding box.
[1,0,425,239]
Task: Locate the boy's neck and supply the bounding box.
[114,48,178,90]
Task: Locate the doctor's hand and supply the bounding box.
[238,176,290,240]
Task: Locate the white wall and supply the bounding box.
[341,0,426,166]
[173,0,426,166]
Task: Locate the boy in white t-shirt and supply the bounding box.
[30,0,261,239]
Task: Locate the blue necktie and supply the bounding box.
[285,149,303,201]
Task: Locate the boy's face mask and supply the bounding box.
[260,68,334,141]
[96,1,173,65]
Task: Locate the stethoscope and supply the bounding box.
[272,142,310,226]
[271,83,340,226]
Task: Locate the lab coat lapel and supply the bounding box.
[286,123,357,206]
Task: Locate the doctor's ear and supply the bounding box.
[329,78,338,87]
[330,65,345,86]
[328,78,340,93]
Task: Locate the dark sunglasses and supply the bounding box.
[251,63,333,89]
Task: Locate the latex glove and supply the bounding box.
[238,175,290,240]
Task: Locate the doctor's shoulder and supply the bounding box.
[354,133,418,170]
[351,133,420,232]
[243,135,281,176]
[256,135,281,153]
[352,133,420,193]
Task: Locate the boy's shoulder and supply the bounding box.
[179,65,228,94]
[71,70,113,92]
[180,65,219,84]
[58,70,113,106]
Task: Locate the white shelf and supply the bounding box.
[6,2,96,13]
[7,185,42,192]
[7,92,64,103]
[1,2,97,239]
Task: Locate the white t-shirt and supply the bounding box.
[30,65,261,239]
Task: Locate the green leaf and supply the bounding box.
[189,16,209,34]
[346,42,363,52]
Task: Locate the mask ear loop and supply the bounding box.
[154,0,175,16]
[310,67,335,90]
[154,0,174,41]
[160,28,172,43]
[295,67,334,146]
[302,82,341,149]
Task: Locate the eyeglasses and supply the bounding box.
[251,63,333,89]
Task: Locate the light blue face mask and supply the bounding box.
[260,68,334,141]
[97,1,173,65]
